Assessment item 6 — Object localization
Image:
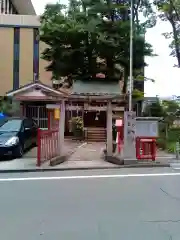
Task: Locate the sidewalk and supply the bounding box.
[0,147,174,173]
[0,157,171,173]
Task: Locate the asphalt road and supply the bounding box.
[1,168,180,240]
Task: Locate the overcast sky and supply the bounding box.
[32,0,180,97]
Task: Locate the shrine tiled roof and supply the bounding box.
[71,81,122,96]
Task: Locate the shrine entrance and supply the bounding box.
[84,111,106,128]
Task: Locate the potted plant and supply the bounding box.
[71,116,84,139]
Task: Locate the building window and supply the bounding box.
[13,28,20,90]
[33,28,40,81]
[5,0,8,13]
[0,0,18,14]
[12,3,18,14]
[0,0,4,13]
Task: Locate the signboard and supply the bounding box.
[54,108,60,120]
[124,111,136,142]
[46,104,60,109]
[136,120,158,137]
[123,111,136,160]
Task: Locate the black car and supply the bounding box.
[0,117,38,158]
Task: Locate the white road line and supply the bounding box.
[0,172,180,182]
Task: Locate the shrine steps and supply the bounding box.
[85,127,106,142]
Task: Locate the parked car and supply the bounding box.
[0,117,38,158]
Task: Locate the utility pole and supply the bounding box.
[128,0,134,111]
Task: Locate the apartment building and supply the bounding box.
[0,0,51,96]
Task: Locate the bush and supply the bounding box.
[156,138,166,150]
[168,128,180,142]
[157,123,180,153]
[71,117,84,131]
[167,142,176,153]
[71,116,84,138]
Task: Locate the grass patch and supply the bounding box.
[166,142,177,153]
[157,127,180,154]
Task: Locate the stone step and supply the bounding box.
[87,136,106,140]
[86,127,106,142]
[87,133,106,136]
[87,129,106,133]
[87,138,106,141]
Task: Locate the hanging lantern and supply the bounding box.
[54,108,60,120]
[95,115,99,121]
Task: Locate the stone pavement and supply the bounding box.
[0,157,38,171]
[0,140,83,172]
[22,139,82,159]
[23,147,37,158]
[156,149,175,159]
[63,139,83,155]
[68,142,105,161]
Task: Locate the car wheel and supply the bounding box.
[15,144,24,158]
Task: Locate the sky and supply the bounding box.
[32,0,180,98]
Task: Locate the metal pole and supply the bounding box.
[129,0,134,112]
[176,141,180,160]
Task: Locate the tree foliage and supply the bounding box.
[143,98,180,125]
[40,0,155,92]
[0,97,18,116]
[143,98,165,117]
[154,0,180,67]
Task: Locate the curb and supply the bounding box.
[0,163,170,173]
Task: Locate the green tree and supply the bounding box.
[0,97,18,116]
[143,99,165,117]
[154,0,180,67]
[162,99,180,125]
[143,98,180,125]
[40,0,155,93]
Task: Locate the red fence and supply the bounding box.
[37,128,60,166]
[136,137,156,161]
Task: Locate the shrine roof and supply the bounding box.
[71,81,122,96]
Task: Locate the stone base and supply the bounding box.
[104,155,124,165]
[50,155,67,166]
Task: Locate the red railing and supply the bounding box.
[136,137,156,161]
[37,128,60,166]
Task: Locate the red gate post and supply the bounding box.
[37,128,41,166]
[151,138,156,161]
[136,137,140,160]
[115,119,123,154]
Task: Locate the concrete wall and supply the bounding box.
[39,42,52,86]
[0,28,14,95]
[0,15,40,27]
[19,28,34,87]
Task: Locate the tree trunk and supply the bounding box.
[170,19,180,67]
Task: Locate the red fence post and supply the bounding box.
[136,137,140,160]
[151,139,156,161]
[117,132,121,153]
[37,128,41,167]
